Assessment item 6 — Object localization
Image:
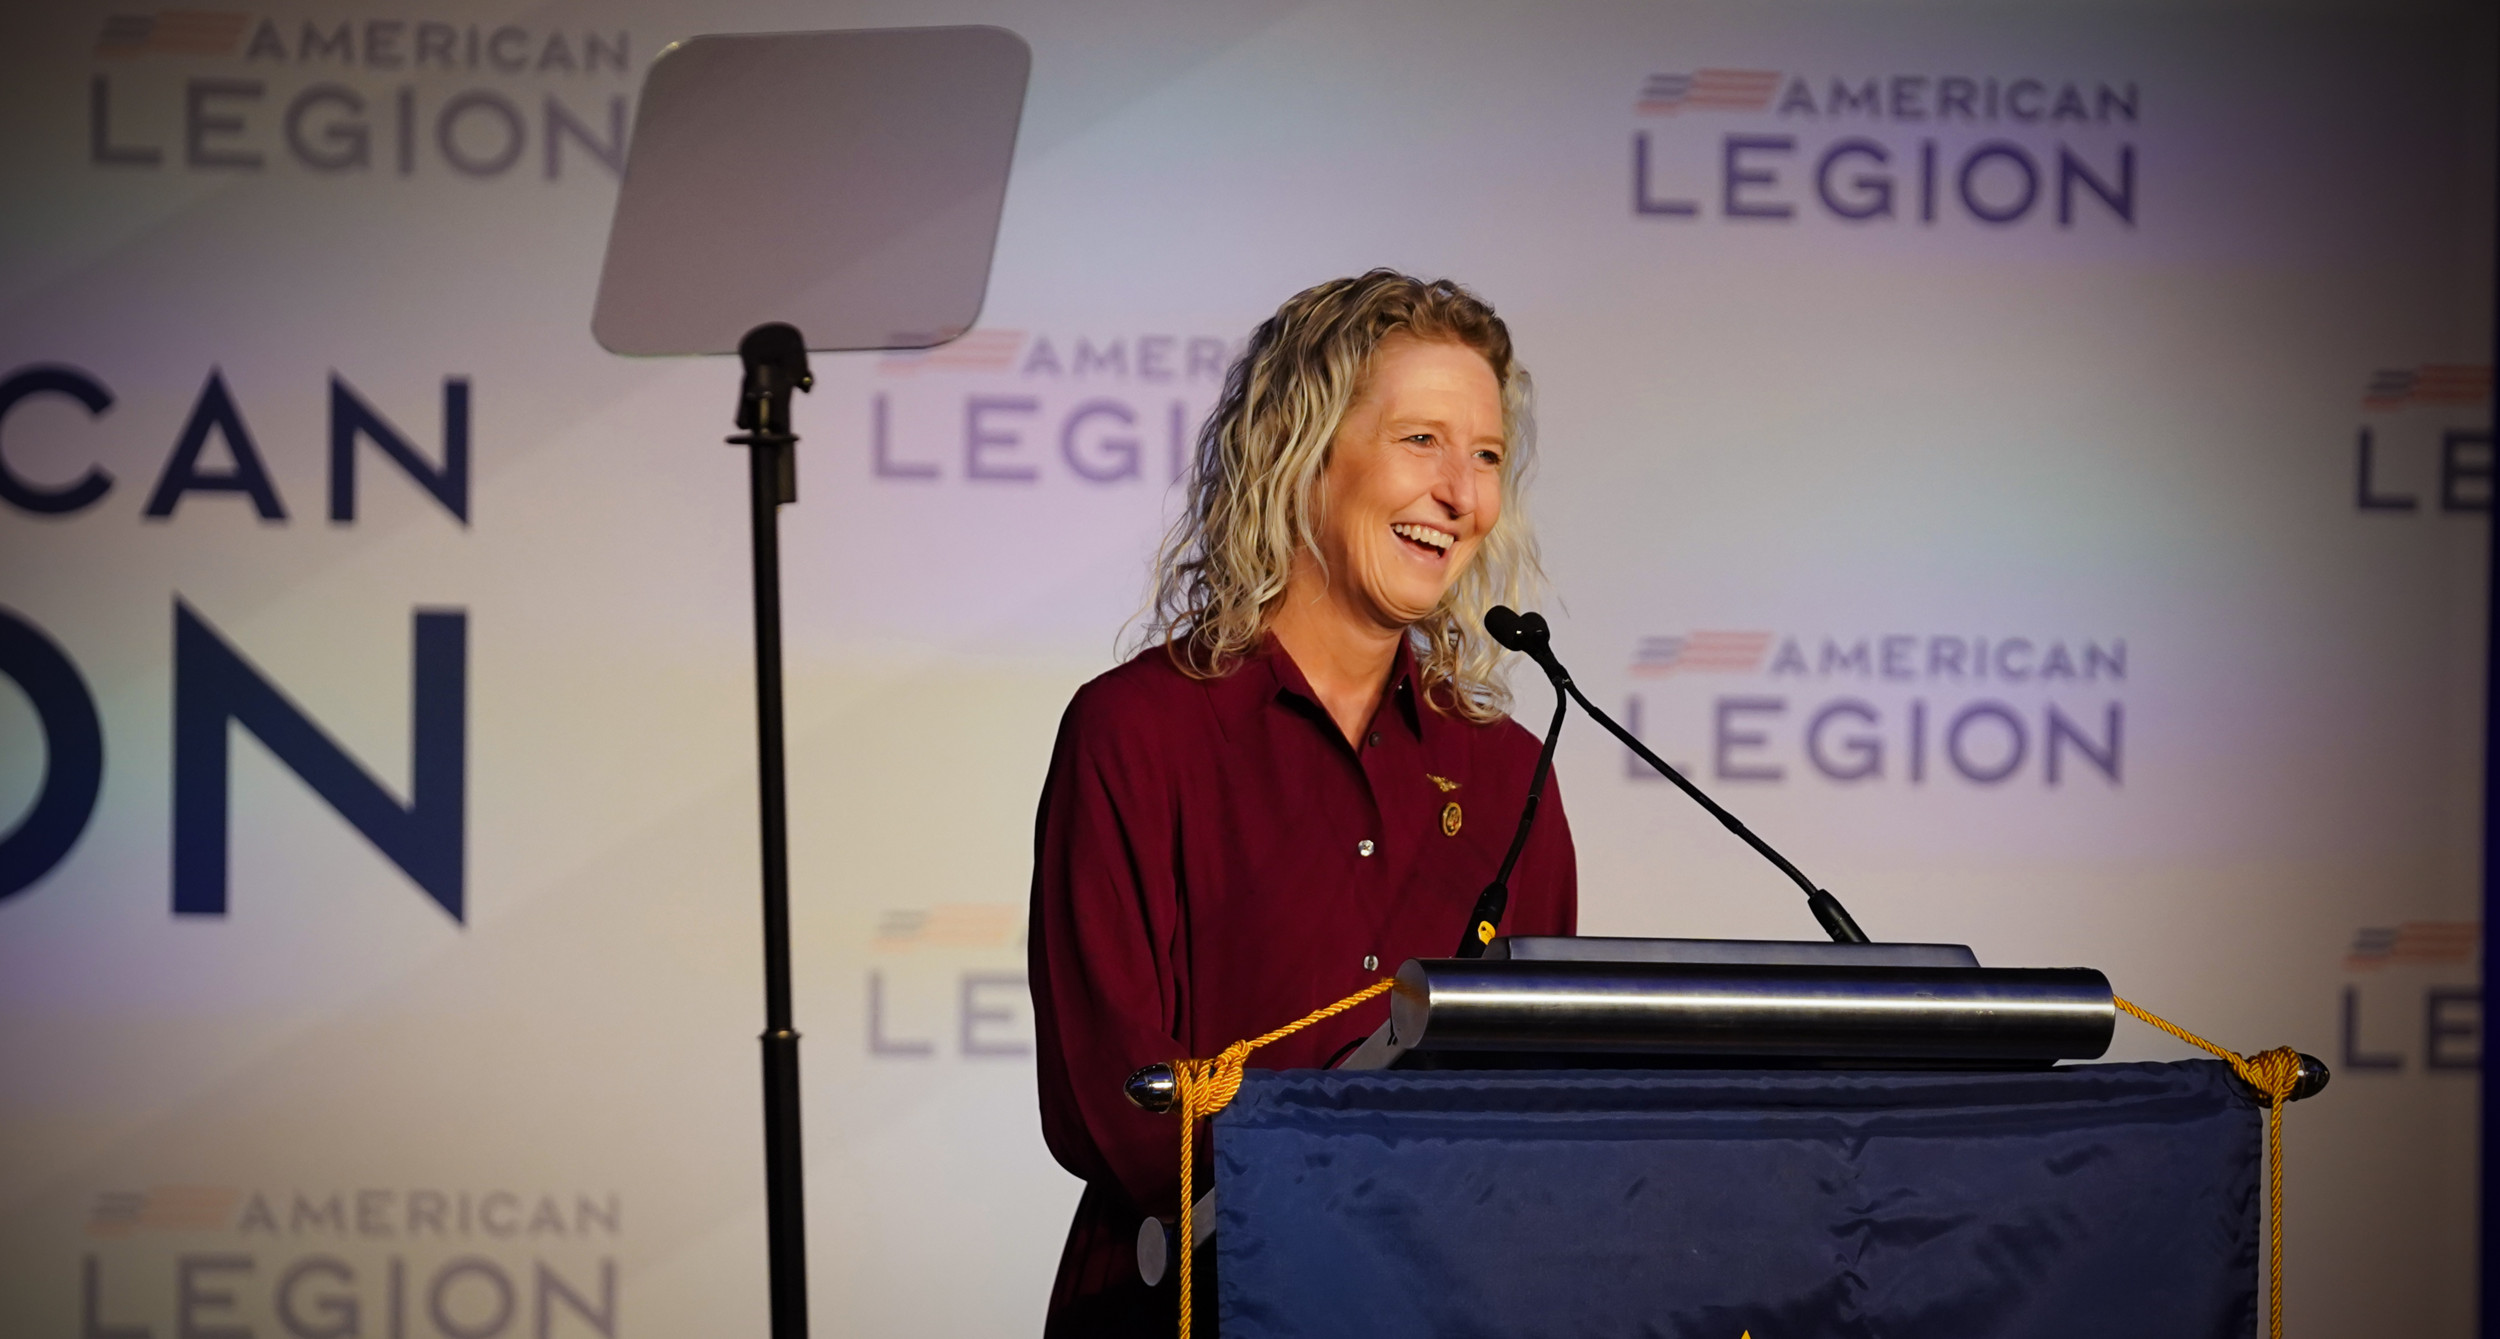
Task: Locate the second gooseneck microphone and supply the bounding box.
[1479,605,1871,946]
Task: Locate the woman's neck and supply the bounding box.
[1267,572,1405,747]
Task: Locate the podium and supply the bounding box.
[1213,1061,2263,1337]
[1119,936,2310,1336]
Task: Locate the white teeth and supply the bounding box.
[1393,523,1454,552]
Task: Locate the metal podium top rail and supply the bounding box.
[1334,936,2112,1071]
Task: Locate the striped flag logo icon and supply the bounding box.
[86,1186,241,1238]
[2362,364,2491,410]
[1636,70,1783,115]
[877,329,1027,376]
[2344,922,2479,971]
[1631,631,1775,676]
[96,11,250,57]
[875,903,1022,949]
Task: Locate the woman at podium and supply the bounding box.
[1026,270,1578,1335]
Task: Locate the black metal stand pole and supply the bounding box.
[729,324,812,1339]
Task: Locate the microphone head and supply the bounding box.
[1484,605,1526,649]
[1484,606,1550,654]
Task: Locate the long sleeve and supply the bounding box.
[1027,681,1191,1219]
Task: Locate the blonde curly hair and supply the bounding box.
[1137,270,1544,722]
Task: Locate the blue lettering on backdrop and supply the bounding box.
[2356,427,2419,511]
[0,365,115,514]
[90,75,162,167]
[2057,146,2133,225]
[2006,79,2046,121]
[188,79,266,170]
[144,370,288,520]
[275,1256,354,1332]
[543,96,625,179]
[2441,430,2492,512]
[871,393,937,480]
[1805,698,1881,780]
[430,1258,514,1334]
[92,75,628,180]
[960,973,1032,1057]
[438,91,525,176]
[964,396,1038,482]
[1908,699,1928,782]
[2340,979,2480,1074]
[7,365,479,523]
[2340,984,2488,1073]
[1722,135,1795,219]
[1713,697,1785,780]
[1828,80,1879,118]
[1958,141,2039,224]
[0,610,105,902]
[286,84,369,172]
[329,375,470,523]
[1060,400,1140,483]
[1815,138,1892,220]
[172,601,466,920]
[1945,700,2026,783]
[178,1255,254,1333]
[1071,339,1126,379]
[868,971,936,1056]
[87,1250,617,1332]
[1670,694,2120,787]
[869,971,1041,1058]
[2044,703,2122,783]
[1632,134,2130,227]
[2425,988,2482,1069]
[1631,133,1698,216]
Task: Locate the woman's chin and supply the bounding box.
[1368,587,1451,630]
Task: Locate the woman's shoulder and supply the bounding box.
[1057,643,1215,754]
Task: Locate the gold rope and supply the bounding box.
[1170,977,1394,1339]
[2114,996,2304,1339]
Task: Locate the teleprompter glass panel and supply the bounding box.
[591,26,1029,356]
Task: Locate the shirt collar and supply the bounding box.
[1247,633,1431,743]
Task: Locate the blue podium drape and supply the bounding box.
[1214,1061,2259,1338]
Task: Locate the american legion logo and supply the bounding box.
[1621,629,2125,787]
[1626,66,2138,229]
[2337,920,2482,1076]
[2351,362,2492,516]
[865,328,1243,487]
[85,10,637,180]
[78,1184,621,1335]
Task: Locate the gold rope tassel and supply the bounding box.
[1170,977,1394,1339]
[2113,997,2305,1339]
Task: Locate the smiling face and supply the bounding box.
[1306,334,1508,631]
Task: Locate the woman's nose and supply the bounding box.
[1433,449,1476,518]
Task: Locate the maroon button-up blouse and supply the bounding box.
[1027,635,1577,1331]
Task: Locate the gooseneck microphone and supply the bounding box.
[1455,642,1569,958]
[1481,606,1871,945]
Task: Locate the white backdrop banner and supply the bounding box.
[0,0,2491,1334]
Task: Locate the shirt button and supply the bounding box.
[1357,839,1376,857]
[1366,732,1381,748]
[1363,954,1379,971]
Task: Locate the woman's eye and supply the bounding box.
[1475,449,1504,466]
